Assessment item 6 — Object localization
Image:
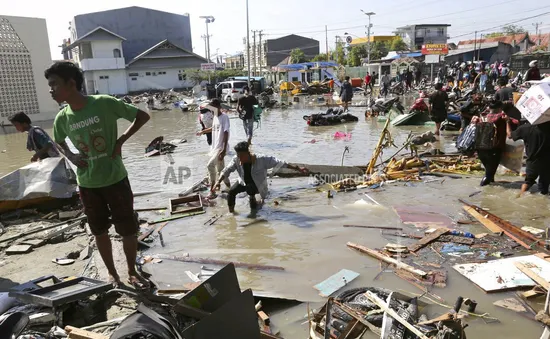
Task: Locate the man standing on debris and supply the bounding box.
[213,141,309,217]
[428,83,449,136]
[237,86,258,145]
[507,120,550,196]
[46,61,150,289]
[197,99,231,196]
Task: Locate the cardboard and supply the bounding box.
[516,83,550,125]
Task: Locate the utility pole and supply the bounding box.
[252,30,257,76]
[201,35,208,59]
[258,30,263,75]
[473,31,477,62]
[246,0,251,86]
[199,16,215,62]
[533,22,542,44]
[325,25,329,61]
[361,10,376,65]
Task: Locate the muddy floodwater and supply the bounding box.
[0,102,548,338]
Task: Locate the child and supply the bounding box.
[9,112,59,162]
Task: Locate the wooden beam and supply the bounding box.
[343,225,403,231]
[515,262,550,290]
[65,326,109,339]
[258,311,270,325]
[346,242,427,278]
[462,206,502,233]
[332,300,382,337]
[365,291,429,339]
[408,228,449,253]
[417,313,453,326]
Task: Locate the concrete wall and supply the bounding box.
[127,68,194,92]
[0,15,60,122]
[265,35,320,67]
[73,7,192,62]
[86,69,128,95]
[91,40,124,59]
[127,57,204,70]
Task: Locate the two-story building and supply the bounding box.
[394,24,451,50]
[225,53,245,70]
[62,6,207,95]
[244,34,320,76]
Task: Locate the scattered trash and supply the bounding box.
[52,258,75,266]
[313,269,360,297]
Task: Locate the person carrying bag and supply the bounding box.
[473,100,508,186]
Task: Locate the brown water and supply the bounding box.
[0,102,547,338]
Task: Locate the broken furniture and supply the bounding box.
[169,194,203,215]
[9,275,113,326]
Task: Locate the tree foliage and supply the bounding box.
[485,24,526,38]
[390,36,409,52]
[335,44,346,65]
[185,68,246,83]
[347,45,368,66]
[290,48,308,63]
[311,53,329,62]
[368,41,390,61]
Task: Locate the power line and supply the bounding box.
[450,10,550,39]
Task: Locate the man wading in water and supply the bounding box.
[213,141,308,217]
[46,61,150,289]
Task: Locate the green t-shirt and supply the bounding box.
[53,95,138,188]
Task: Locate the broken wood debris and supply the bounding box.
[343,224,403,230]
[148,210,206,224]
[437,235,475,245]
[65,326,109,339]
[515,262,550,290]
[408,228,449,253]
[346,242,427,278]
[493,298,527,313]
[152,254,285,271]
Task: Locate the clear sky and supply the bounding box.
[3,0,549,61]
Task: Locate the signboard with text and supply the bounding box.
[200,63,216,71]
[421,44,448,55]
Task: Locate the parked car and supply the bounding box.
[216,81,248,102]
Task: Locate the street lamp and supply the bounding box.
[360,10,375,65]
[199,15,215,62]
[245,0,251,86]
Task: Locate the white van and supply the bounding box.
[217,81,248,102]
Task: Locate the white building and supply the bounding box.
[0,15,59,122]
[394,24,451,50]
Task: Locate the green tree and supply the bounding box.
[485,24,526,38]
[290,48,307,63]
[368,41,390,61]
[390,36,409,51]
[311,53,328,62]
[347,45,368,66]
[335,44,346,65]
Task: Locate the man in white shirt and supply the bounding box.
[198,104,214,146]
[213,141,308,216]
[197,99,231,195]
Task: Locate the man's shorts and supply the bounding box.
[431,110,447,123]
[79,177,138,236]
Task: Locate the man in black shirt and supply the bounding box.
[507,120,550,196]
[495,78,513,102]
[428,83,449,136]
[237,86,258,144]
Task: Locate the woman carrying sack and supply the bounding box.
[473,100,508,186]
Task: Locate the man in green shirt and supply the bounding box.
[46,61,150,289]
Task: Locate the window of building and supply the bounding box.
[99,75,109,79]
[178,73,187,81]
[146,72,151,76]
[158,71,166,75]
[152,72,157,76]
[128,72,139,77]
[437,28,445,36]
[113,48,121,58]
[131,77,137,81]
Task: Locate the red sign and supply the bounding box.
[421,44,449,55]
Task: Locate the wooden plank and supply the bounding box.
[365,291,429,339]
[515,262,550,290]
[417,313,453,326]
[493,298,527,313]
[343,225,403,230]
[462,206,502,233]
[347,242,427,278]
[6,244,33,255]
[148,210,206,224]
[313,269,360,297]
[65,326,109,339]
[521,289,544,299]
[137,226,156,242]
[260,331,283,339]
[332,300,382,337]
[258,310,270,325]
[408,228,449,253]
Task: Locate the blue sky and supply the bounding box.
[3,0,549,60]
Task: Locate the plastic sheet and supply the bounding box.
[500,140,524,173]
[0,157,76,201]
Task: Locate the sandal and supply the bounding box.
[127,275,150,290]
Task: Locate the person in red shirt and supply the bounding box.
[364,72,372,93]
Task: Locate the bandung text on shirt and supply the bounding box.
[69,116,100,132]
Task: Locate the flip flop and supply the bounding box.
[52,258,75,266]
[127,276,150,290]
